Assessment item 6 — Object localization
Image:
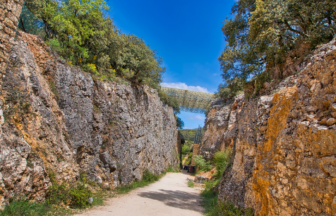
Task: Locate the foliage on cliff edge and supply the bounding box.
[217,0,336,98]
[19,0,164,90]
[18,0,183,127]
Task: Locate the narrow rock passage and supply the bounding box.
[76,173,204,216]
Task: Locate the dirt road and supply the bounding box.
[75,172,204,216]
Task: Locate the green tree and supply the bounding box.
[107,34,165,88]
[25,0,110,65]
[218,0,336,97]
[22,0,175,112]
[249,0,336,72]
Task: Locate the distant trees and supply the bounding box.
[218,0,336,98]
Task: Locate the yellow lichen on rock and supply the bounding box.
[210,37,336,215]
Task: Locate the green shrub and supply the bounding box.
[213,149,232,180]
[116,169,162,194]
[47,172,92,208]
[194,155,212,172]
[201,189,254,216]
[188,181,195,188]
[142,169,159,182]
[0,172,112,215]
[166,166,178,173]
[0,199,71,216]
[182,145,190,155]
[46,39,63,54]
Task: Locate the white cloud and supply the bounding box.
[187,115,206,121]
[161,82,209,93]
[183,127,194,129]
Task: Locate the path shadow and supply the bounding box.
[138,189,204,213]
[180,170,194,176]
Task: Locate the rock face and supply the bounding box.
[0,32,179,207]
[0,0,24,75]
[201,37,336,215]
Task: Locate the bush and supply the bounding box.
[0,172,113,215]
[47,172,92,208]
[201,189,254,216]
[0,199,71,216]
[116,169,162,194]
[166,166,179,173]
[182,145,190,155]
[213,149,232,180]
[194,155,212,172]
[188,181,195,188]
[142,169,159,182]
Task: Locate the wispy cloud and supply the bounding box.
[183,127,194,129]
[161,82,209,93]
[186,114,206,120]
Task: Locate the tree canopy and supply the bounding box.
[21,0,165,90]
[19,0,182,128]
[218,0,336,97]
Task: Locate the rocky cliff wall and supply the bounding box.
[201,37,336,215]
[0,32,179,207]
[0,0,24,75]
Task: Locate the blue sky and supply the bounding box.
[107,0,235,129]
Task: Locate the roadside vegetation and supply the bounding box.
[0,168,176,215]
[181,140,193,165]
[116,169,163,194]
[217,0,336,99]
[201,190,254,216]
[0,172,111,216]
[188,181,195,188]
[191,149,254,215]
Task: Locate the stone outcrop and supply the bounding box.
[201,37,336,215]
[0,32,179,207]
[0,0,24,75]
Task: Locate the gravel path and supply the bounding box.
[75,172,204,216]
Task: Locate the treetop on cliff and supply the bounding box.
[218,0,336,98]
[21,0,165,90]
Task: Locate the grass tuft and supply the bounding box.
[166,166,179,173]
[201,189,254,216]
[188,181,195,188]
[0,172,112,215]
[0,199,71,216]
[116,169,162,194]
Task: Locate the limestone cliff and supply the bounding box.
[0,32,179,207]
[201,37,336,215]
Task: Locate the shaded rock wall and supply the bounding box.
[0,32,179,207]
[201,37,336,215]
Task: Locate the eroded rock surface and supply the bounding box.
[0,32,179,207]
[201,37,336,215]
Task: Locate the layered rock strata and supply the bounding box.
[201,37,336,215]
[0,32,179,207]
